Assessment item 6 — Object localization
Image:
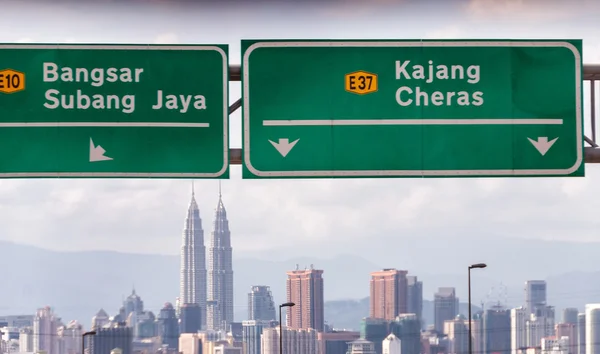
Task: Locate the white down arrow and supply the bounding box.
[269,138,299,157]
[527,137,558,156]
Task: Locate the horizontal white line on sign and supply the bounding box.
[263,118,563,126]
[0,122,210,128]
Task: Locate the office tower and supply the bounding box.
[556,322,577,354]
[510,307,527,354]
[19,327,33,352]
[207,186,234,331]
[564,308,579,324]
[525,280,547,315]
[158,303,179,351]
[248,286,276,321]
[433,287,458,333]
[242,320,277,354]
[483,305,511,354]
[57,320,82,354]
[180,185,207,329]
[369,269,408,321]
[389,313,422,354]
[360,318,388,354]
[443,315,469,354]
[286,266,325,332]
[33,306,61,354]
[87,324,133,354]
[586,304,600,354]
[407,276,423,326]
[180,303,202,334]
[578,313,586,354]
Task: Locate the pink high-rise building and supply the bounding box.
[286,266,324,332]
[370,269,408,321]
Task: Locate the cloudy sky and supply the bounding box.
[0,0,599,275]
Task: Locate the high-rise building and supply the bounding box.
[525,280,547,315]
[180,185,207,329]
[483,305,511,354]
[207,186,234,331]
[369,269,408,322]
[578,313,586,354]
[286,266,325,332]
[242,320,277,354]
[262,327,319,354]
[433,287,458,333]
[87,323,133,354]
[443,315,468,354]
[556,322,577,354]
[510,307,527,354]
[585,304,600,354]
[91,309,109,330]
[33,306,61,354]
[57,320,82,354]
[180,303,202,334]
[158,303,179,351]
[389,313,422,354]
[564,308,580,324]
[248,286,276,321]
[407,276,423,326]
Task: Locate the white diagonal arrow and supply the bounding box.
[268,138,299,157]
[89,138,113,162]
[527,137,558,156]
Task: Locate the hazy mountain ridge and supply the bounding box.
[0,240,598,330]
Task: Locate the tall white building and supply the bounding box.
[33,306,61,354]
[207,186,234,331]
[57,320,82,354]
[382,334,401,354]
[180,184,208,329]
[585,304,600,354]
[511,307,528,354]
[261,327,319,354]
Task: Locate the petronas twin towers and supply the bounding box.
[179,183,234,331]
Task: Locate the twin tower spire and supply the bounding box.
[179,181,234,331]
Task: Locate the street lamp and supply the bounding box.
[81,330,96,354]
[278,302,295,354]
[468,263,487,354]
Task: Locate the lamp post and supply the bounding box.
[278,302,295,354]
[81,330,96,354]
[468,263,487,354]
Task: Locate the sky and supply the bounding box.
[0,0,599,273]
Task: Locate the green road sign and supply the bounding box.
[241,40,584,178]
[0,44,229,178]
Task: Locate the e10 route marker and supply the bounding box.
[0,44,229,178]
[241,40,584,179]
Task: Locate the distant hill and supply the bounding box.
[0,240,596,329]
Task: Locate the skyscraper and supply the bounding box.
[179,184,207,329]
[248,286,276,321]
[434,287,458,333]
[525,280,547,315]
[286,266,325,332]
[33,306,60,354]
[207,185,234,331]
[369,269,408,322]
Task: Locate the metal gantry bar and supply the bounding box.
[227,64,600,165]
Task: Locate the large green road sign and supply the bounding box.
[0,44,229,178]
[242,40,584,178]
